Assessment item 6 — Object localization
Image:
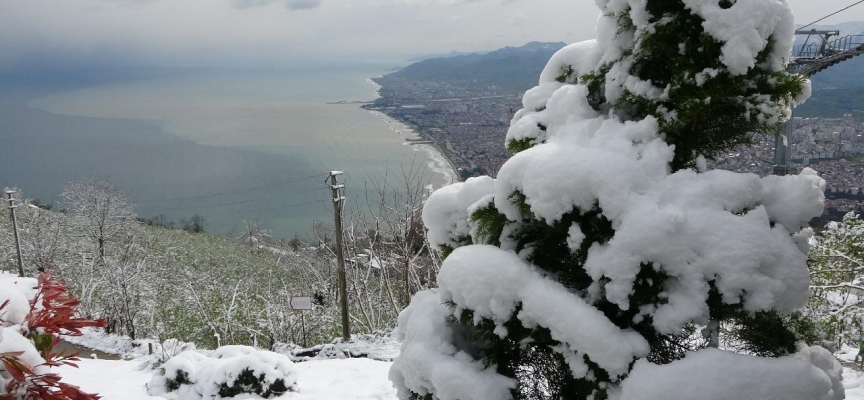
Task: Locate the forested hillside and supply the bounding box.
[0,176,439,349]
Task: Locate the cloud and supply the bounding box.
[285,0,321,10]
[230,0,277,8]
[230,0,321,11]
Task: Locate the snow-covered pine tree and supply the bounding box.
[390,1,844,400]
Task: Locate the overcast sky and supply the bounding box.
[1,0,863,70]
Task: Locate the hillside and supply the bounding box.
[382,29,864,108]
[0,181,437,351]
[383,41,566,93]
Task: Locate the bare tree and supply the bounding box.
[60,177,137,260]
[240,219,271,254]
[183,214,206,233]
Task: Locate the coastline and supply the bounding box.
[366,77,382,100]
[363,76,460,188]
[368,110,460,187]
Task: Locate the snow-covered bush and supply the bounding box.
[0,271,105,400]
[392,0,837,399]
[147,345,298,399]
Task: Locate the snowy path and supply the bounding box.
[59,358,398,399]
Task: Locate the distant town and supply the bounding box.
[365,76,521,178]
[367,76,864,226]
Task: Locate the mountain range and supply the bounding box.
[387,41,566,93]
[385,26,864,118]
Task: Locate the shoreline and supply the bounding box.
[368,110,460,187]
[363,76,460,188]
[366,77,382,100]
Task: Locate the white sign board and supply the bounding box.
[290,296,313,311]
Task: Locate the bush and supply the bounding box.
[148,346,298,399]
[0,271,105,400]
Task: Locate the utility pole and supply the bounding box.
[5,191,24,277]
[329,171,350,341]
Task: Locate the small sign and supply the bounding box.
[290,296,313,311]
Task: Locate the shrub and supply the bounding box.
[0,271,105,400]
[148,345,298,399]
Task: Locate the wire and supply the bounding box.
[199,199,325,218]
[138,187,329,212]
[798,0,864,31]
[133,173,325,203]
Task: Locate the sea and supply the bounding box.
[0,62,458,239]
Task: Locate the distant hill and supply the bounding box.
[385,41,567,93]
[385,31,864,116]
[406,50,488,63]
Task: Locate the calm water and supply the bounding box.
[0,64,453,238]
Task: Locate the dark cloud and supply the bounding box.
[285,0,321,10]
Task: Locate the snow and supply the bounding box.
[0,328,47,374]
[148,346,299,399]
[583,168,820,333]
[596,0,795,76]
[422,176,496,250]
[275,332,400,362]
[59,357,398,400]
[60,359,164,400]
[0,272,47,392]
[0,272,38,325]
[437,245,650,378]
[617,347,843,400]
[539,39,602,85]
[0,280,31,325]
[389,290,515,400]
[63,326,171,360]
[566,223,586,251]
[761,167,827,231]
[44,344,864,400]
[399,0,822,394]
[680,0,795,75]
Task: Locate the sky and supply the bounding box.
[1,0,863,71]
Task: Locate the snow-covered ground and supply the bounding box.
[56,357,864,400]
[845,369,864,400]
[49,325,864,400]
[59,357,397,400]
[55,341,864,400]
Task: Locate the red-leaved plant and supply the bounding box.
[0,271,106,400]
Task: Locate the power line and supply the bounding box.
[133,173,325,203]
[138,187,328,212]
[199,199,325,218]
[798,0,864,31]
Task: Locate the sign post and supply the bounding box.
[290,295,313,348]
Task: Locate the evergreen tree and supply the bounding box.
[391,1,842,400]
